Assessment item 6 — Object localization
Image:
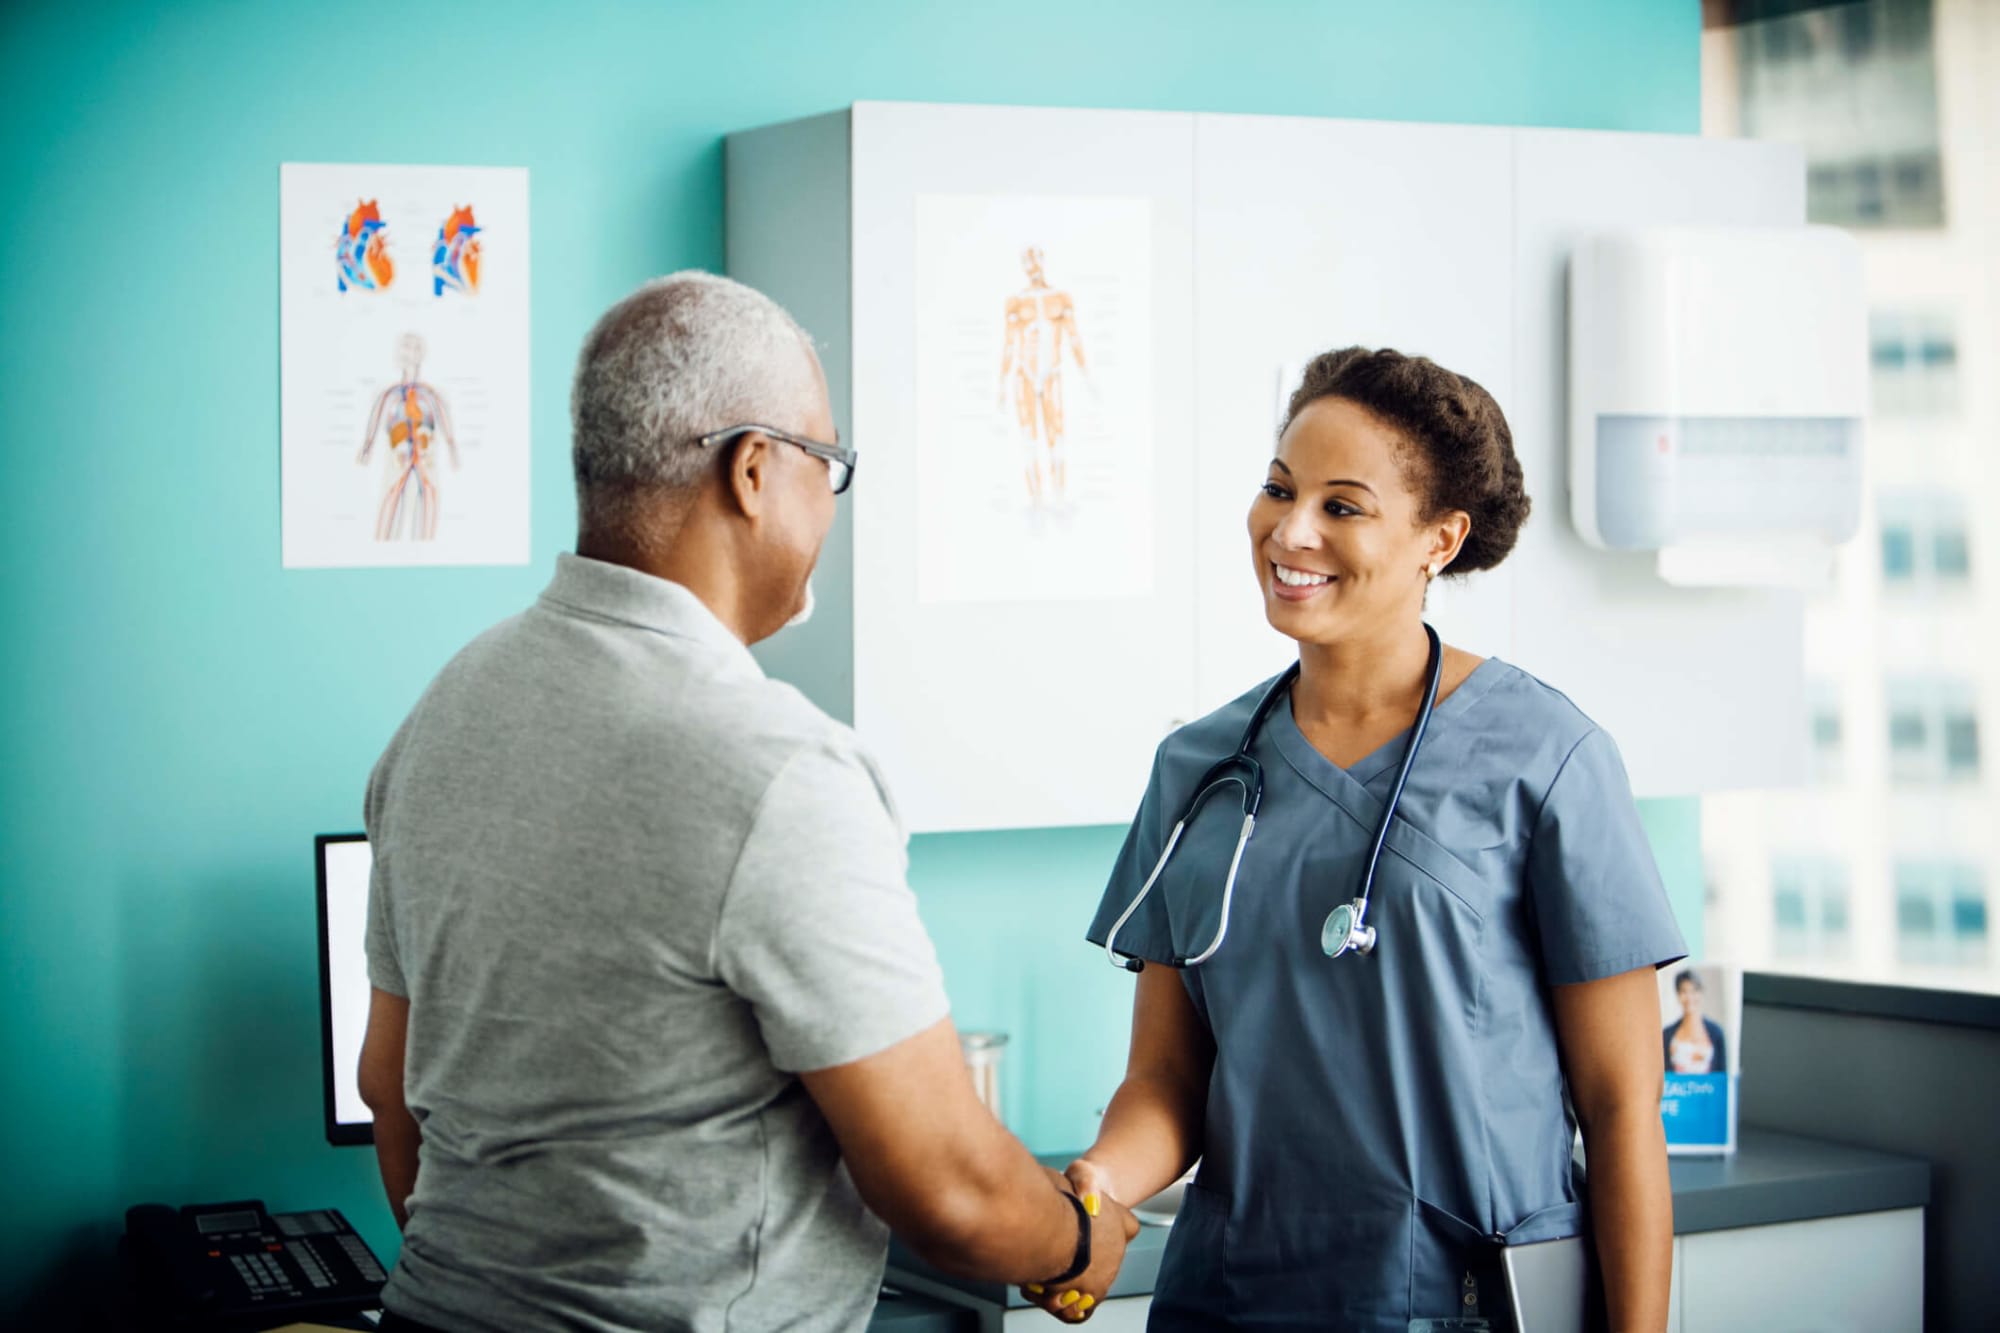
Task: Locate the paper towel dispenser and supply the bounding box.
[1568,225,1867,587]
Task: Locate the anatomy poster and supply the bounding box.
[280,162,529,568]
[913,194,1154,604]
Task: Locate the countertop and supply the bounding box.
[882,1127,1930,1312]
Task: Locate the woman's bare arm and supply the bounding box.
[1069,965,1216,1208]
[1553,966,1674,1333]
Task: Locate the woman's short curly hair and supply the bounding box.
[1282,347,1530,575]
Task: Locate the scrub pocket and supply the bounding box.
[1148,1180,1234,1329]
[1167,1189,1433,1331]
[1408,1197,1510,1333]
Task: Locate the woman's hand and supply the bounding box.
[1063,1157,1119,1216]
[1016,1164,1138,1322]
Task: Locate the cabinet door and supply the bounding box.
[1191,115,1519,716]
[1678,1209,1923,1332]
[849,102,1197,832]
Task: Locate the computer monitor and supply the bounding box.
[315,833,375,1146]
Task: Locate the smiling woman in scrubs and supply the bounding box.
[1041,349,1684,1331]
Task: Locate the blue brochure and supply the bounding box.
[1658,963,1740,1154]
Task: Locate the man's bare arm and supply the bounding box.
[800,1016,1134,1291]
[358,986,421,1230]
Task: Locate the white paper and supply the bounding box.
[281,162,530,568]
[913,194,1154,604]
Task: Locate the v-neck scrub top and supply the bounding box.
[1086,659,1686,1331]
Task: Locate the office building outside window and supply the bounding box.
[1701,0,1999,996]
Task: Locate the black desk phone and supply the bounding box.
[123,1199,387,1328]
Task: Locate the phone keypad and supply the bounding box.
[226,1248,298,1298]
[338,1231,388,1282]
[287,1239,335,1290]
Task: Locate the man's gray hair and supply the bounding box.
[570,271,819,533]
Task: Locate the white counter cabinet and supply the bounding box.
[1672,1207,1924,1333]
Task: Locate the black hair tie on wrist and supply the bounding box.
[1039,1189,1092,1288]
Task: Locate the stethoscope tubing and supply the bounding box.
[1354,625,1444,925]
[1104,624,1443,971]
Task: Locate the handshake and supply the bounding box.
[1017,1158,1140,1324]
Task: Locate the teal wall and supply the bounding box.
[0,0,1701,1313]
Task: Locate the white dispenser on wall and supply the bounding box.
[1569,225,1868,587]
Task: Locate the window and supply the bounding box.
[1807,677,1843,783]
[1886,701,1927,776]
[1951,893,1987,943]
[1702,0,1997,995]
[1896,882,1937,960]
[1869,311,1959,415]
[1881,524,1916,580]
[1933,527,1971,580]
[1772,856,1852,960]
[1944,714,1980,779]
[1775,886,1808,930]
[1885,678,1981,785]
[1896,861,1989,966]
[1734,1,1946,229]
[1878,490,1973,586]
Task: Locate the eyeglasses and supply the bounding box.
[697,423,856,495]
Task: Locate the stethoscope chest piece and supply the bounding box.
[1321,899,1377,959]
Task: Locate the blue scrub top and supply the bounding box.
[1086,659,1686,1332]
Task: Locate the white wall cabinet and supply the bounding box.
[1190,114,1521,709]
[727,102,1810,833]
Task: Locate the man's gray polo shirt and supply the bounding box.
[363,553,950,1333]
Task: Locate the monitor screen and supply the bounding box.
[315,833,375,1145]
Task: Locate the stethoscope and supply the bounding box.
[1104,624,1442,970]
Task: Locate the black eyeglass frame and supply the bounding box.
[697,423,856,494]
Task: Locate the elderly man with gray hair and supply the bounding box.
[356,272,1136,1333]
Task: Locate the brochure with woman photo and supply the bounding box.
[1658,962,1740,1154]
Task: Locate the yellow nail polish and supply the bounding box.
[1026,1284,1044,1295]
[1077,1295,1096,1312]
[1057,1290,1080,1307]
[1084,1193,1100,1217]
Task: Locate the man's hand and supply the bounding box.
[801,1020,1085,1283]
[1016,1168,1139,1323]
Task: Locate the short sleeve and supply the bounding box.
[363,854,407,997]
[1084,745,1182,966]
[714,739,950,1073]
[1525,727,1688,986]
[361,741,407,997]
